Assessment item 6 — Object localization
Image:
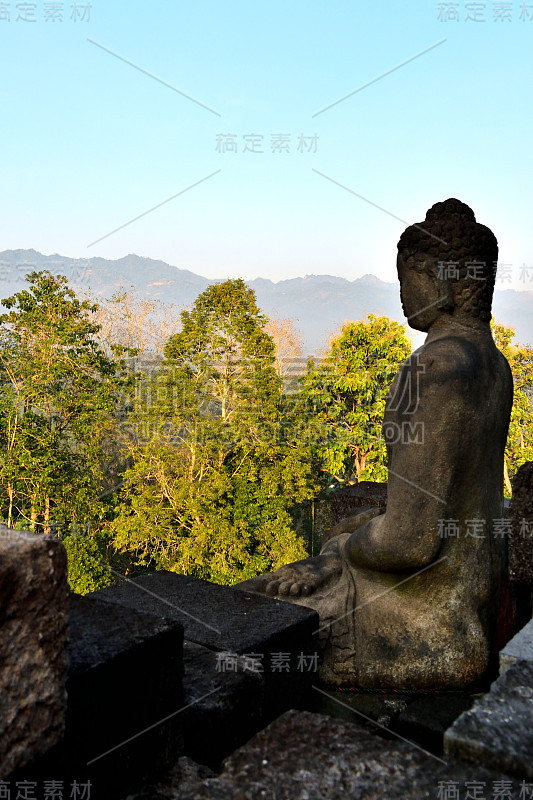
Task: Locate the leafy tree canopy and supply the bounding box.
[492,320,533,495]
[111,279,312,584]
[0,270,131,533]
[301,315,411,487]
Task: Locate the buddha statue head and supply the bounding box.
[397,198,498,331]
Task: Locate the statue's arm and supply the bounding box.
[344,349,471,573]
[321,506,385,546]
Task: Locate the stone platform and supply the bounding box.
[135,710,527,800]
[94,571,319,726]
[8,571,319,795]
[5,568,533,798]
[9,592,185,798]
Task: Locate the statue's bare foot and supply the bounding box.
[242,550,342,599]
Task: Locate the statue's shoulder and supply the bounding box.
[412,333,492,382]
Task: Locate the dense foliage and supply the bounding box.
[111,279,313,584]
[301,315,412,487]
[0,273,530,590]
[0,271,131,532]
[491,321,533,495]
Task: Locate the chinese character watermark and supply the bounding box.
[438,1,533,20]
[438,517,533,538]
[0,1,91,22]
[215,651,320,673]
[216,133,319,154]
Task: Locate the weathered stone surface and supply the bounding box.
[12,594,186,794]
[445,659,533,779]
[311,687,410,731]
[312,686,481,759]
[181,641,265,768]
[500,618,533,673]
[0,526,69,776]
[145,710,524,800]
[311,687,476,756]
[130,756,216,800]
[64,593,184,792]
[12,594,185,795]
[509,461,533,588]
[329,481,387,528]
[395,693,476,753]
[242,199,514,690]
[94,572,317,654]
[94,572,318,718]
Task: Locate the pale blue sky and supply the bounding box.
[2,0,533,289]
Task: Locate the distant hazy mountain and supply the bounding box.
[0,249,531,353]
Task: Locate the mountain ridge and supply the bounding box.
[0,249,531,353]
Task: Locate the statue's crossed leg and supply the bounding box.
[242,508,383,598]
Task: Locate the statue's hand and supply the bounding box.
[321,506,385,549]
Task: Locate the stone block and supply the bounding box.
[65,593,184,793]
[94,572,318,719]
[444,659,533,779]
[500,618,533,673]
[13,593,186,795]
[144,710,525,800]
[0,526,69,776]
[181,641,264,768]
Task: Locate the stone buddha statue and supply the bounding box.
[241,199,515,689]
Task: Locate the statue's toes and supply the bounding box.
[277,580,294,596]
[289,582,304,597]
[265,579,281,596]
[300,583,314,597]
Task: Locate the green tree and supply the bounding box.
[62,529,115,594]
[0,271,131,536]
[111,279,313,584]
[492,320,533,495]
[300,315,412,487]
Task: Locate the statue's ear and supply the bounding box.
[436,275,455,312]
[426,260,455,312]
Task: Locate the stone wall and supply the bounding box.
[0,526,69,775]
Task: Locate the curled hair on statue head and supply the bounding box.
[397,199,498,322]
